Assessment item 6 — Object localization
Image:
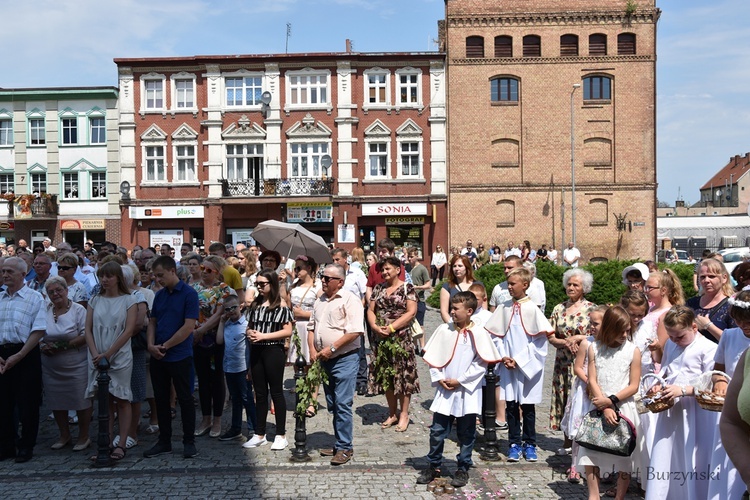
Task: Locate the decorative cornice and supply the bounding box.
[447,10,660,28]
[450,182,656,193]
[452,55,652,65]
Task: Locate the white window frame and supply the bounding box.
[28,117,45,146]
[363,68,391,108]
[171,72,197,112]
[365,141,390,179]
[395,67,422,108]
[173,144,196,182]
[90,171,107,199]
[140,73,166,113]
[225,143,264,181]
[285,68,331,112]
[89,116,106,145]
[0,118,11,146]
[396,140,422,179]
[144,145,166,182]
[30,171,47,195]
[0,172,14,195]
[62,172,79,200]
[223,70,264,109]
[288,142,330,178]
[60,117,78,146]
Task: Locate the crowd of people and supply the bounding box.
[1,237,749,499]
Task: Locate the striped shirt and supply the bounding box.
[244,305,293,346]
[0,286,46,344]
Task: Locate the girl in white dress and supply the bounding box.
[645,306,718,500]
[561,305,607,484]
[577,306,641,500]
[707,291,750,500]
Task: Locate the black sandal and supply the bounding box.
[110,445,126,461]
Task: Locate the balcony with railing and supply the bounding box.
[4,194,59,219]
[221,177,335,198]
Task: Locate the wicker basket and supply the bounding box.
[693,370,731,412]
[639,373,675,414]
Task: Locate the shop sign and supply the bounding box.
[150,229,184,248]
[0,221,15,230]
[287,202,332,223]
[60,219,106,230]
[385,217,425,226]
[130,206,205,219]
[362,203,427,216]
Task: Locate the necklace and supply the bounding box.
[53,299,72,323]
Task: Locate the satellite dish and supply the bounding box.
[321,155,332,169]
[260,91,272,105]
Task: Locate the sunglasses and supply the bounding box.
[256,281,270,287]
[58,266,75,271]
[321,276,341,283]
[200,265,216,274]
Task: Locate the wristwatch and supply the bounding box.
[330,344,337,353]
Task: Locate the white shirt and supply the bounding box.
[342,266,367,301]
[429,331,488,417]
[504,247,522,258]
[563,247,580,267]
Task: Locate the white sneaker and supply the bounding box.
[556,447,572,456]
[270,435,288,451]
[242,435,268,448]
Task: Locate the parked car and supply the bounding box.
[657,249,689,264]
[719,247,750,274]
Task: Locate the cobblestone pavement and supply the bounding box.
[0,306,642,499]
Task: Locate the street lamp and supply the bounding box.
[570,83,581,248]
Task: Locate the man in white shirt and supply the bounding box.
[563,242,581,268]
[504,241,521,259]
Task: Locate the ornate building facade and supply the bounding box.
[115,50,446,258]
[443,0,659,261]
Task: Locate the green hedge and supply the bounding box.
[426,260,697,317]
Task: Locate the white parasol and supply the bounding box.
[251,220,332,264]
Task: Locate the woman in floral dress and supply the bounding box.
[548,269,596,449]
[367,256,420,432]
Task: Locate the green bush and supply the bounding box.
[426,260,698,316]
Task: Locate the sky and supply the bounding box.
[1,0,747,207]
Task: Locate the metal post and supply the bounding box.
[290,353,311,462]
[570,83,580,248]
[479,363,500,461]
[92,358,112,468]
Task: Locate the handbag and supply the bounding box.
[403,283,424,339]
[574,404,637,457]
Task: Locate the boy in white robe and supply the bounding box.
[484,267,552,463]
[417,291,502,488]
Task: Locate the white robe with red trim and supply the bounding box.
[484,296,553,404]
[423,322,502,417]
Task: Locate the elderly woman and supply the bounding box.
[192,254,236,438]
[547,268,596,446]
[687,258,735,343]
[41,276,91,451]
[367,255,420,432]
[57,253,90,308]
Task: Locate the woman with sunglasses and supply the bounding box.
[191,255,236,438]
[286,255,323,416]
[430,245,447,287]
[243,269,294,450]
[57,253,90,309]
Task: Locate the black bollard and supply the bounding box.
[92,357,113,468]
[480,363,500,461]
[289,353,311,462]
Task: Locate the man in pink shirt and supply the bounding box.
[308,264,364,466]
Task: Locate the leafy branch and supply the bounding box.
[295,359,329,416]
[372,334,409,392]
[625,0,637,16]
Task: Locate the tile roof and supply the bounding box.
[701,153,750,190]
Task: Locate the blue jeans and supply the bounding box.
[506,401,536,446]
[225,370,256,433]
[427,412,476,471]
[416,300,426,325]
[321,351,359,451]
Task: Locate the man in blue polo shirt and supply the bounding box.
[143,256,200,459]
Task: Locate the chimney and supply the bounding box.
[345,39,352,53]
